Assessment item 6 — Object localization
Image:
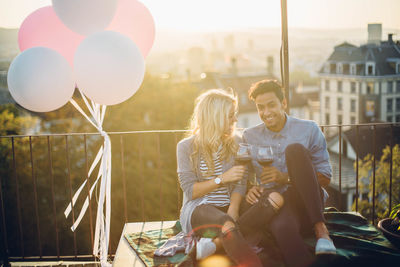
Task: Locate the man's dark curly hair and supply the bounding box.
[248,79,285,101]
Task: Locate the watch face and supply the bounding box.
[214,177,221,185]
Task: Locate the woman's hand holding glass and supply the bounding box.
[233,143,252,185]
[221,165,246,184]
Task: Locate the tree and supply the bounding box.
[354,145,400,220]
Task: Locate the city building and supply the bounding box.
[319,24,400,135]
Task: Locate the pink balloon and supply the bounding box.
[107,0,155,58]
[18,6,85,66]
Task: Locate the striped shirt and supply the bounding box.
[199,149,230,207]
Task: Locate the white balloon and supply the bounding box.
[52,0,118,36]
[7,47,75,112]
[74,31,145,105]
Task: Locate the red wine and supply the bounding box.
[235,156,251,165]
[258,158,273,167]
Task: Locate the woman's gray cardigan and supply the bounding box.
[177,135,247,234]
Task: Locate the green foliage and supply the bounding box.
[0,104,38,136]
[389,204,400,231]
[105,74,198,131]
[354,144,400,221]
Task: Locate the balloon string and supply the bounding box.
[67,95,112,266]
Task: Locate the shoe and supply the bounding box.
[196,238,216,260]
[315,238,336,255]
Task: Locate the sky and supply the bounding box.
[0,0,399,31]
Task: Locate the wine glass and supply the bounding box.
[256,145,274,167]
[256,145,275,186]
[234,143,252,185]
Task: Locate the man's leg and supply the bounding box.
[285,143,335,252]
[285,143,325,228]
[237,191,284,238]
[267,201,314,267]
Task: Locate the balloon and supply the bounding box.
[74,31,145,105]
[7,47,75,112]
[107,0,155,58]
[52,0,118,36]
[18,6,84,66]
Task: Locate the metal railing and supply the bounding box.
[0,124,398,263]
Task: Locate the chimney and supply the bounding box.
[267,56,274,76]
[368,23,382,45]
[388,33,394,44]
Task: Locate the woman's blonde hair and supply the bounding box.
[188,89,238,175]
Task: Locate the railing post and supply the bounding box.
[281,0,290,113]
[355,125,359,212]
[389,124,393,215]
[0,153,9,266]
[338,125,342,210]
[372,126,376,225]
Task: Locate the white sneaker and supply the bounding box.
[196,238,216,260]
[315,238,336,255]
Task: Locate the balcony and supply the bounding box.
[0,123,399,265]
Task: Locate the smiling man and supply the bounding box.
[242,79,336,267]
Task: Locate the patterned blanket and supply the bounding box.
[125,211,400,267]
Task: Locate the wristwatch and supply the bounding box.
[214,177,222,185]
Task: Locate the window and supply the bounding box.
[350,64,356,75]
[396,98,400,111]
[387,81,393,94]
[325,114,330,124]
[338,115,343,124]
[397,63,400,74]
[325,80,330,91]
[367,82,374,94]
[368,66,373,75]
[351,116,356,124]
[343,139,348,158]
[338,81,343,92]
[387,115,393,122]
[351,82,356,93]
[325,96,330,109]
[397,81,400,93]
[351,99,356,112]
[337,97,343,110]
[337,63,343,74]
[366,63,375,75]
[396,115,400,122]
[330,63,336,74]
[387,98,393,112]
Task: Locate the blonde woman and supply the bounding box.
[176,89,283,266]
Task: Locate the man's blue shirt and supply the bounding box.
[243,115,332,189]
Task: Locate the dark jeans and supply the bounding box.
[191,204,262,267]
[242,143,325,267]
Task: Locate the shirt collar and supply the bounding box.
[263,114,291,138]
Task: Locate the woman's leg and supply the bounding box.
[191,204,262,267]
